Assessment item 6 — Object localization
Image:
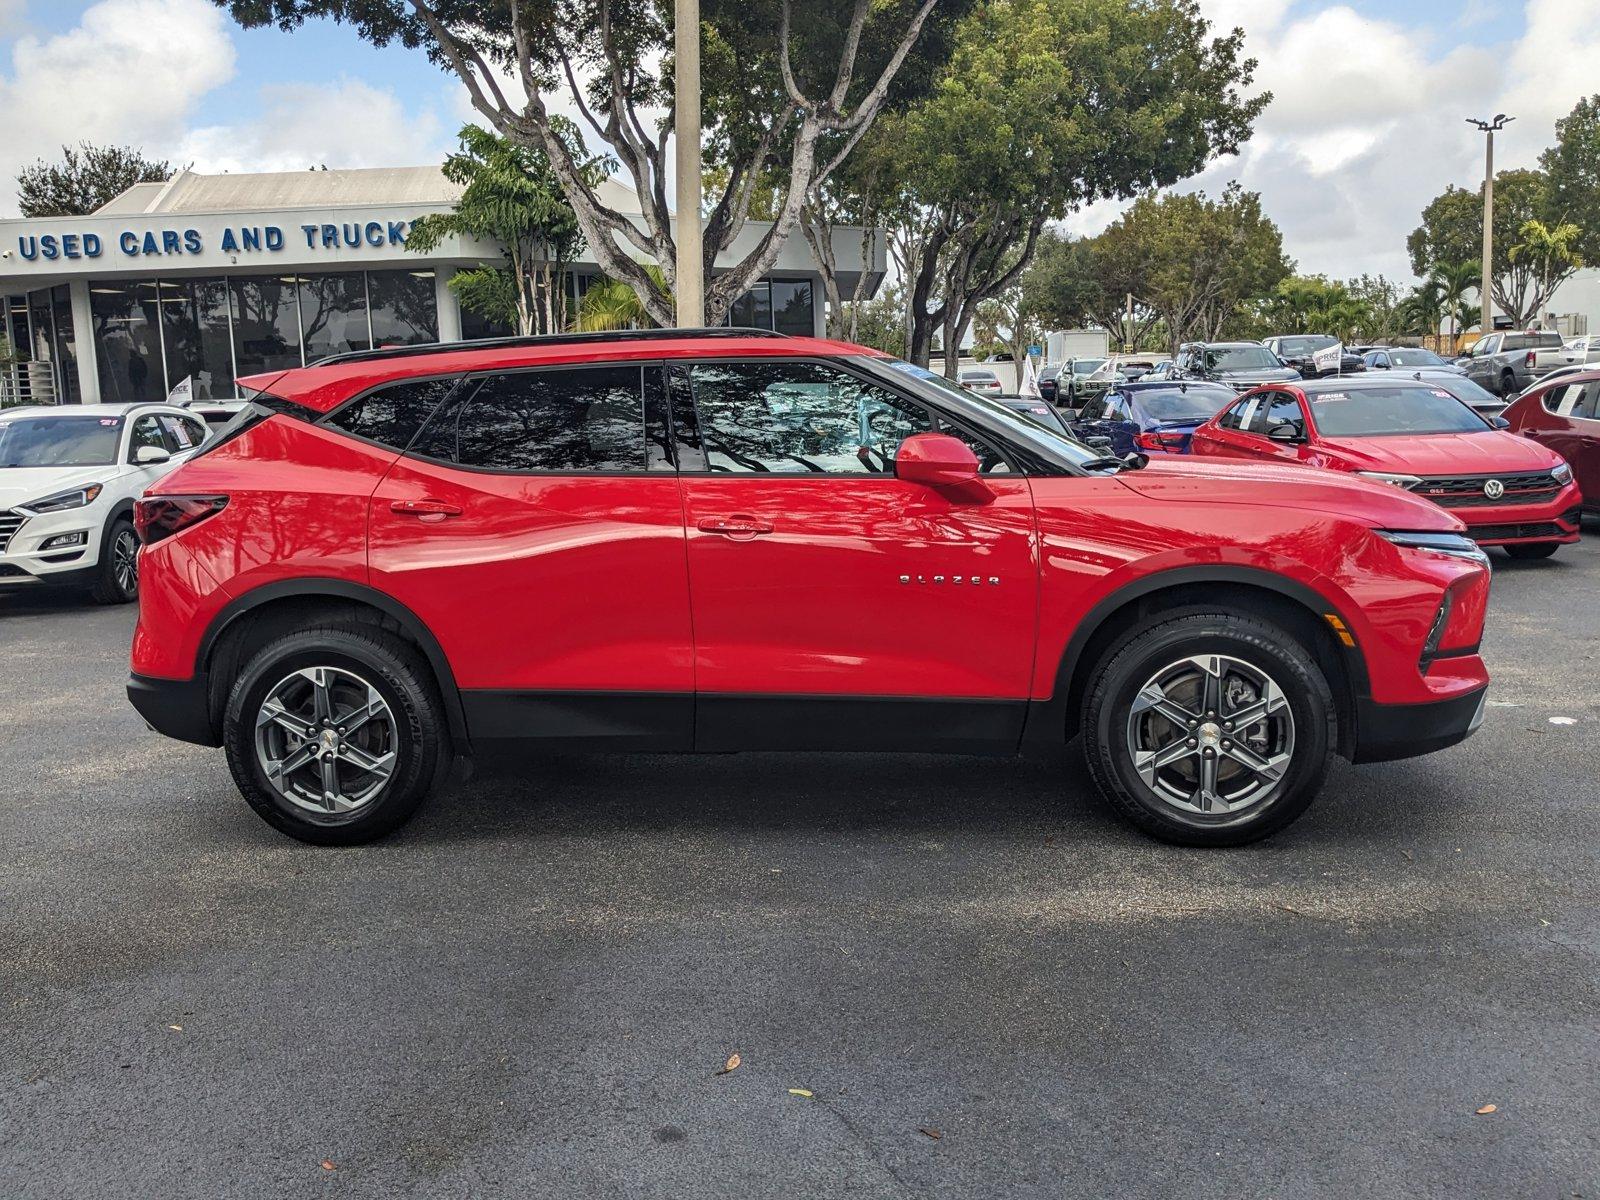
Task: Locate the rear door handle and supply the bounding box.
[390,498,462,522]
[697,515,773,540]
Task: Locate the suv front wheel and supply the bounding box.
[1082,612,1335,846]
[222,623,450,844]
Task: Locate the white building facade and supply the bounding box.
[1,166,885,407]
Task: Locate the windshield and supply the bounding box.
[1135,386,1235,421]
[1309,386,1489,437]
[1276,336,1336,356]
[1387,348,1448,367]
[1433,377,1500,405]
[1204,346,1281,372]
[0,415,122,467]
[961,371,996,381]
[1071,359,1106,376]
[883,359,1104,468]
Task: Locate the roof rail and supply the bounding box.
[309,326,791,369]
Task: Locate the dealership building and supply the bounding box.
[0,166,884,407]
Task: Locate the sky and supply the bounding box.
[1,0,1597,284]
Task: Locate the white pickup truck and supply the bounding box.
[1461,330,1584,396]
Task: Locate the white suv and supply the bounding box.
[0,403,209,604]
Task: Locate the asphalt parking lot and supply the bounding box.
[2,536,1598,1199]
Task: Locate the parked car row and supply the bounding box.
[1065,371,1596,560]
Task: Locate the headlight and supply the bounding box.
[1358,471,1423,489]
[20,484,104,514]
[1377,530,1489,564]
[1552,462,1573,484]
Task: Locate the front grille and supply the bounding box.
[1414,471,1562,508]
[1467,520,1569,542]
[0,510,24,555]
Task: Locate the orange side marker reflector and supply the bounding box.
[1323,614,1356,647]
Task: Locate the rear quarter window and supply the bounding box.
[326,376,460,451]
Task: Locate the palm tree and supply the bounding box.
[575,265,672,332]
[1427,260,1480,350]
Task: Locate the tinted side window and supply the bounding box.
[1217,399,1249,430]
[418,365,646,472]
[1543,384,1574,415]
[1572,385,1598,421]
[689,361,932,474]
[129,415,165,457]
[1261,394,1304,436]
[329,376,458,451]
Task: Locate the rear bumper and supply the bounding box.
[1351,684,1487,764]
[127,671,219,747]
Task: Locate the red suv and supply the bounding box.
[127,331,1492,847]
[1501,369,1600,516]
[1190,377,1582,558]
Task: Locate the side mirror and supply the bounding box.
[1085,435,1114,450]
[895,433,992,502]
[1267,423,1304,443]
[1492,415,1511,429]
[1371,360,1388,369]
[133,444,171,466]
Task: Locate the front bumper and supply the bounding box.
[0,503,110,587]
[1457,498,1583,546]
[128,671,220,747]
[1352,684,1487,764]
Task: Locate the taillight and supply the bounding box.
[1525,350,1536,368]
[1135,431,1187,451]
[134,495,229,546]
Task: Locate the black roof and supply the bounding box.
[309,326,789,368]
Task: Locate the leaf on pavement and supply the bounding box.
[716,1053,741,1075]
[1475,1104,1497,1115]
[788,1088,813,1098]
[320,1161,337,1171]
[919,1128,943,1140]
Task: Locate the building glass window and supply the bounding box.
[729,280,772,330]
[91,281,164,404]
[459,304,514,342]
[48,285,81,403]
[368,269,438,346]
[231,276,303,377]
[299,272,372,362]
[160,278,235,401]
[771,279,814,337]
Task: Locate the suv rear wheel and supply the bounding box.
[1081,612,1335,847]
[222,623,449,845]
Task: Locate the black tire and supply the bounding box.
[1081,612,1335,847]
[222,623,449,845]
[90,519,140,605]
[1504,542,1560,560]
[1500,369,1517,397]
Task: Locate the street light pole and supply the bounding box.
[1467,114,1512,340]
[674,0,704,328]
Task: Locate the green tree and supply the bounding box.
[1507,218,1585,325]
[1408,169,1564,327]
[1426,260,1480,344]
[407,123,602,335]
[16,143,174,217]
[838,282,907,358]
[214,0,968,327]
[1095,184,1290,352]
[1540,94,1600,263]
[575,265,671,330]
[874,0,1266,372]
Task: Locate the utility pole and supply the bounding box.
[1467,114,1512,340]
[674,0,704,327]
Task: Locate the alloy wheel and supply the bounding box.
[1125,653,1295,818]
[113,529,139,598]
[253,666,397,816]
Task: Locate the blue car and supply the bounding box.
[1070,380,1237,455]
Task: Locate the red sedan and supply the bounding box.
[1191,377,1582,559]
[1500,368,1600,517]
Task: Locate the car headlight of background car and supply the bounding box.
[1552,462,1573,485]
[1358,472,1423,490]
[19,484,104,514]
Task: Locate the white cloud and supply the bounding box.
[0,0,236,213]
[181,78,451,174]
[1063,0,1600,282]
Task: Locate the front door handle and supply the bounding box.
[697,515,774,541]
[390,498,462,522]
